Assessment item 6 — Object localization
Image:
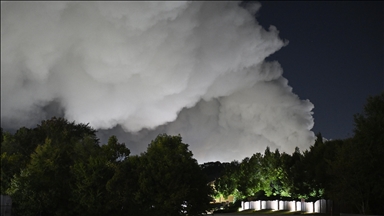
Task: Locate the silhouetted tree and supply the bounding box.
[329,92,384,214]
[135,134,213,216]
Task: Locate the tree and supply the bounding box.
[135,134,213,216]
[235,154,265,199]
[1,127,42,191]
[284,146,310,199]
[5,117,101,215]
[237,157,259,199]
[200,161,226,183]
[70,135,125,216]
[329,92,384,214]
[299,133,328,199]
[7,138,69,216]
[105,155,142,215]
[259,147,289,197]
[214,161,240,200]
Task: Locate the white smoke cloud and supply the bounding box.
[1,1,315,162]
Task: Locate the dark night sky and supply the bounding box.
[256,1,383,140]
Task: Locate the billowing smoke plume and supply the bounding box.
[1,2,315,162]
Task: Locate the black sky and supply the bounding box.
[256,1,383,140]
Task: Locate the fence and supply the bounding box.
[1,195,12,216]
[241,199,332,213]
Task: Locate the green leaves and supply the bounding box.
[5,91,381,216]
[210,92,383,215]
[329,92,384,214]
[7,138,68,215]
[2,122,213,216]
[136,134,213,216]
[2,117,104,215]
[102,135,130,162]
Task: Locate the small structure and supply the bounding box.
[1,195,12,216]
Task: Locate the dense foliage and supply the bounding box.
[204,92,384,214]
[1,119,212,216]
[328,92,384,214]
[1,92,383,215]
[208,136,341,201]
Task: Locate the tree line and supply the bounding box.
[1,92,383,215]
[204,92,384,214]
[1,119,212,216]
